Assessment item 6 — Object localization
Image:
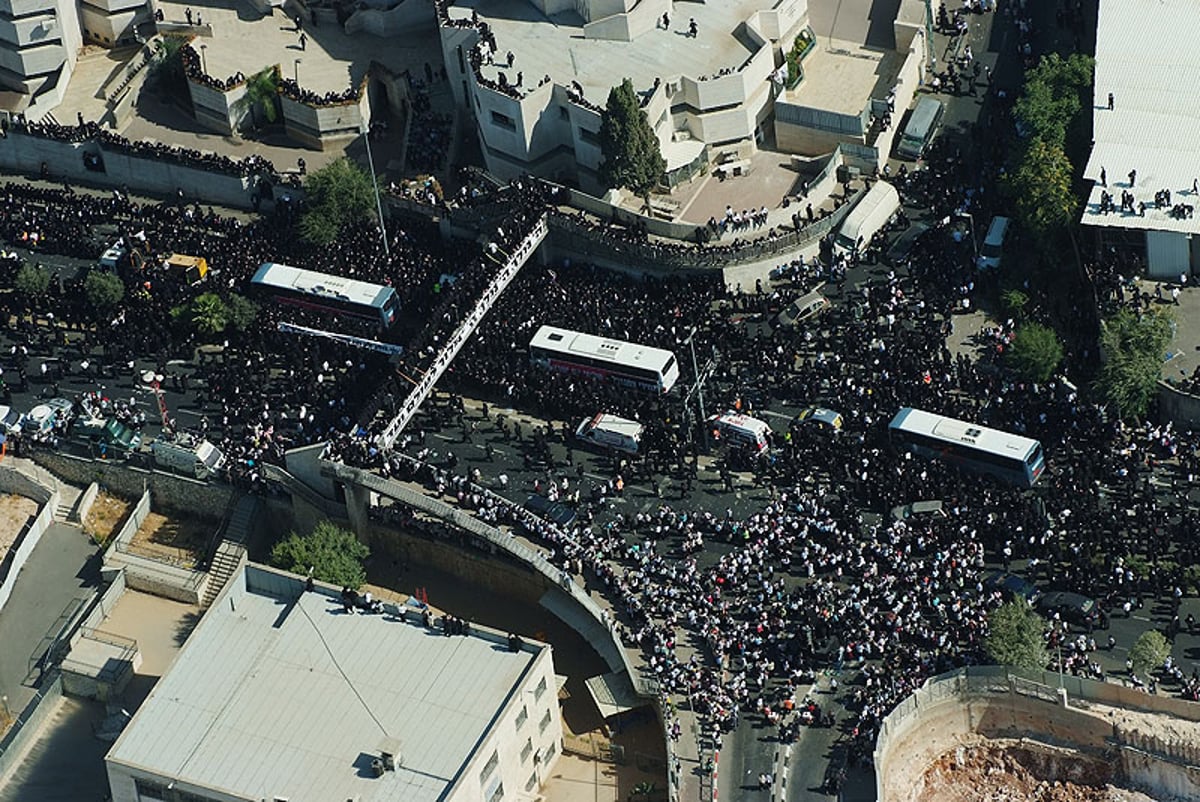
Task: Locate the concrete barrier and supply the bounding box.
[0,467,60,615]
[1158,381,1200,427]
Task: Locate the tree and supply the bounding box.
[599,78,666,209]
[149,35,189,101]
[1094,309,1174,420]
[1007,323,1064,383]
[189,292,229,336]
[985,599,1047,670]
[300,157,376,245]
[270,520,369,588]
[1007,139,1077,240]
[1013,53,1094,152]
[1000,288,1030,321]
[225,293,259,332]
[1128,630,1170,678]
[233,67,281,129]
[14,264,51,298]
[83,270,125,313]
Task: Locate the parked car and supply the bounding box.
[0,405,23,435]
[75,416,142,459]
[891,500,947,522]
[794,406,844,432]
[523,494,577,529]
[1037,591,1101,628]
[885,221,930,266]
[983,571,1041,604]
[774,290,830,329]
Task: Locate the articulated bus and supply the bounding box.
[529,325,679,393]
[251,262,399,331]
[888,407,1045,486]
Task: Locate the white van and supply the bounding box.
[834,180,900,256]
[575,413,644,455]
[152,438,226,479]
[709,412,772,454]
[976,215,1010,270]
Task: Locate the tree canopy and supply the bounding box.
[985,599,1048,670]
[14,264,51,297]
[233,67,281,128]
[1013,53,1094,152]
[300,157,376,245]
[1094,309,1173,420]
[1007,322,1064,383]
[1007,139,1077,239]
[83,270,125,313]
[1128,629,1170,678]
[599,78,666,205]
[270,520,369,589]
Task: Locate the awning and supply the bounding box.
[584,671,647,719]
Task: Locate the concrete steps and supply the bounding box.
[539,587,625,672]
[202,541,246,607]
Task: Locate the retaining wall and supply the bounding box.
[0,131,261,209]
[874,667,1200,802]
[31,451,233,521]
[100,489,208,604]
[0,467,60,615]
[1158,381,1200,428]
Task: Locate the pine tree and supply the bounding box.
[599,79,666,210]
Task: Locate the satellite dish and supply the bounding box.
[154,374,164,383]
[141,370,156,384]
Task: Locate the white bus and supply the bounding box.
[251,262,399,331]
[529,325,679,393]
[888,407,1045,486]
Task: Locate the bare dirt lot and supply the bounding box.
[0,493,39,557]
[83,492,131,546]
[918,739,1161,802]
[128,512,212,568]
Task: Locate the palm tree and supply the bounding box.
[190,293,229,336]
[233,67,280,130]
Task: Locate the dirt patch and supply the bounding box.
[127,512,213,569]
[84,492,132,546]
[918,739,1161,802]
[0,493,40,557]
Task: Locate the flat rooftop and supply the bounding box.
[107,564,540,802]
[1080,0,1200,236]
[784,39,899,114]
[453,0,769,103]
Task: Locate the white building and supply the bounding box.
[1081,0,1200,278]
[438,0,811,192]
[105,563,563,802]
[0,0,82,117]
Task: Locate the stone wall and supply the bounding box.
[874,667,1200,802]
[0,469,59,614]
[31,451,233,521]
[1158,381,1200,427]
[0,131,261,209]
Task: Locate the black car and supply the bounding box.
[523,494,577,529]
[1037,591,1100,628]
[982,571,1041,604]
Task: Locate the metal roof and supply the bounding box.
[251,261,396,308]
[107,565,540,802]
[1080,0,1200,235]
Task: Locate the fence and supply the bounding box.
[61,628,138,685]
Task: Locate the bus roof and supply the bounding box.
[530,325,675,371]
[889,407,1040,459]
[252,262,395,309]
[842,180,900,231]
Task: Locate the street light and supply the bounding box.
[293,58,301,85]
[199,44,207,74]
[361,121,389,258]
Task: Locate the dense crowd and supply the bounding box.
[8,118,277,178]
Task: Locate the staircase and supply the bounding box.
[54,483,83,524]
[200,495,256,607]
[538,587,625,672]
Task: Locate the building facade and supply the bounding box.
[0,0,82,116]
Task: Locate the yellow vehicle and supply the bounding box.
[165,253,208,284]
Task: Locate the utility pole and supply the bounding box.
[683,326,716,448]
[361,122,389,259]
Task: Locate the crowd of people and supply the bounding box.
[180,43,246,91]
[7,118,278,178]
[277,77,364,107]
